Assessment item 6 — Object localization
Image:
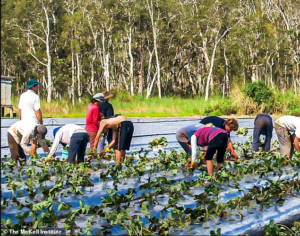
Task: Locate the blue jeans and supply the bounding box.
[68,132,89,164]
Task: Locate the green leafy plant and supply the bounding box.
[148,137,168,148]
[236,127,248,136]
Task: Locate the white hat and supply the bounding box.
[93,93,105,103]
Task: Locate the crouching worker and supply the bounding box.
[191,127,229,175]
[176,123,204,155]
[7,121,49,167]
[200,116,239,159]
[252,113,273,152]
[46,124,89,164]
[275,115,300,159]
[94,116,134,165]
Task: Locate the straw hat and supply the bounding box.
[102,91,114,99]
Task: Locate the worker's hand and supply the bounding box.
[190,161,197,170]
[100,147,111,161]
[231,152,239,159]
[44,156,52,165]
[100,147,111,156]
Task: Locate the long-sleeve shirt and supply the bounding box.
[200,116,230,137]
[48,124,85,157]
[85,103,102,132]
[176,123,204,142]
[191,127,228,161]
[8,120,48,154]
[252,113,273,151]
[99,101,114,118]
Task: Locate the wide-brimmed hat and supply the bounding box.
[102,91,114,99]
[37,125,47,139]
[26,78,41,89]
[93,93,105,103]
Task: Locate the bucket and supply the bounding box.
[62,149,69,161]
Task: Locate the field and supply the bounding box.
[1,118,300,235]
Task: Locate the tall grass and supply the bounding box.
[9,89,299,118]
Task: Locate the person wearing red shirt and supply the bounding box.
[85,93,105,151]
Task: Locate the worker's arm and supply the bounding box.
[190,135,198,162]
[293,134,300,151]
[227,138,238,158]
[94,123,106,150]
[35,109,43,124]
[19,109,22,120]
[29,138,38,156]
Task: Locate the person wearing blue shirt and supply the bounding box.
[252,113,273,152]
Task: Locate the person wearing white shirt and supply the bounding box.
[46,124,89,164]
[275,115,300,158]
[18,78,43,125]
[7,121,49,167]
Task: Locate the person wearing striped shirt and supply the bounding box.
[191,127,229,175]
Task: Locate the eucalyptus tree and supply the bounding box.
[270,0,300,94]
[146,0,162,98]
[7,0,57,103]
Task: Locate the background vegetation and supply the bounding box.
[1,0,300,107]
[7,86,299,118]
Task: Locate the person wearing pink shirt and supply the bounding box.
[85,93,105,151]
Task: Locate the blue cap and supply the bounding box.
[53,127,61,138]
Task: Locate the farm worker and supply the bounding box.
[94,116,134,165]
[7,120,49,167]
[252,113,273,152]
[46,124,89,164]
[191,127,229,175]
[85,93,105,151]
[176,123,204,155]
[200,116,239,159]
[18,78,43,125]
[97,91,115,153]
[274,115,300,159]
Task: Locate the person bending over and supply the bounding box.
[8,121,48,167]
[191,126,229,175]
[252,113,273,152]
[275,115,300,159]
[176,123,204,155]
[200,116,239,158]
[94,116,134,165]
[46,124,89,164]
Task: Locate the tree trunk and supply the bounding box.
[147,0,161,98]
[128,26,134,95]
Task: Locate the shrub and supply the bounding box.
[243,81,274,108]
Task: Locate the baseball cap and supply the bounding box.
[93,93,105,103]
[37,125,48,139]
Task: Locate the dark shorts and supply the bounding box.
[205,133,228,163]
[114,121,134,151]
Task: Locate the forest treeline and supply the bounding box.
[1,0,300,103]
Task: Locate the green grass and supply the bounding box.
[6,90,299,118]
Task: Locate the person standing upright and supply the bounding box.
[98,91,115,152]
[18,78,43,125]
[85,93,105,151]
[99,91,114,118]
[252,113,273,152]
